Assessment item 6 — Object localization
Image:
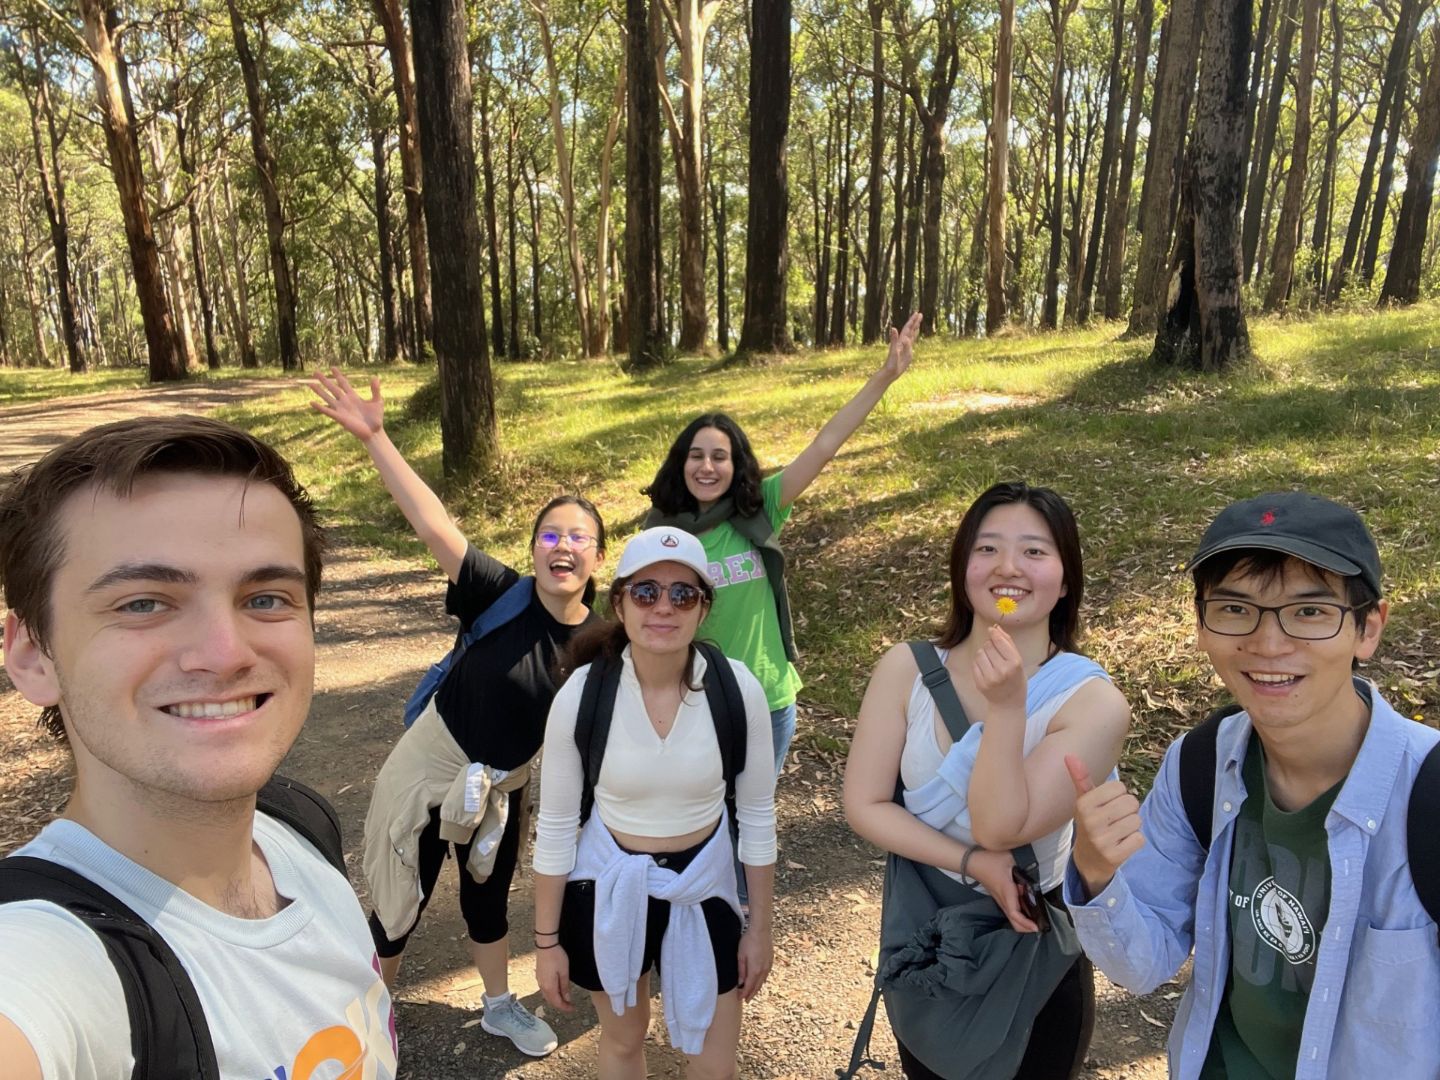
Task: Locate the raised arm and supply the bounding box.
[308,368,468,583]
[966,627,1131,850]
[777,311,923,509]
[843,642,1040,933]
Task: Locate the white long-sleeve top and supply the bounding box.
[534,645,778,875]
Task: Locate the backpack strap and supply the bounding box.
[1407,741,1440,939]
[905,641,1039,878]
[257,774,346,876]
[0,857,219,1080]
[1178,704,1242,852]
[835,978,887,1078]
[697,640,747,845]
[576,653,623,827]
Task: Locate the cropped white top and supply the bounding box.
[533,646,778,876]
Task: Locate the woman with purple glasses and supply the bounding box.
[532,527,777,1080]
[309,369,606,1058]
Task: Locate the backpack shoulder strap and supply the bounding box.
[575,654,622,827]
[257,775,346,875]
[462,576,535,649]
[0,857,218,1080]
[1179,704,1243,852]
[697,641,747,841]
[1407,740,1440,933]
[906,641,972,744]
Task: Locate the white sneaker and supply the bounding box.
[480,993,558,1057]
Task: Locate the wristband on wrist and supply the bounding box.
[534,940,560,950]
[958,844,984,886]
[534,928,559,937]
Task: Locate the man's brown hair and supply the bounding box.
[0,415,325,739]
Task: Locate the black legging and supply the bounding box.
[368,786,525,956]
[895,954,1096,1080]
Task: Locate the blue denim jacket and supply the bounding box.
[1064,685,1440,1079]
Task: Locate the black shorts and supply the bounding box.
[558,837,743,995]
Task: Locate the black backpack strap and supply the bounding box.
[0,857,219,1080]
[257,774,346,875]
[835,979,887,1078]
[697,641,747,843]
[1407,741,1440,939]
[1178,704,1242,852]
[907,641,971,743]
[576,654,623,827]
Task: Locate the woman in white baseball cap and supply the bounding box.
[531,526,778,1079]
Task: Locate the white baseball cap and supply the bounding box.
[614,527,712,582]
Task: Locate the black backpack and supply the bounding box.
[1178,690,1440,939]
[0,775,346,1080]
[574,639,747,846]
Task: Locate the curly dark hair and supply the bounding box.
[643,413,764,517]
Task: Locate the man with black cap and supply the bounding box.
[1061,492,1440,1079]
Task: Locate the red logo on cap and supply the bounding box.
[1260,510,1276,526]
[661,534,679,547]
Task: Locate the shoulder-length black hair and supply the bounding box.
[934,481,1085,654]
[531,494,606,607]
[643,413,764,517]
[558,571,714,689]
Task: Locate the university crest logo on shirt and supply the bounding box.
[1251,876,1316,964]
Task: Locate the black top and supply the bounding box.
[434,545,599,770]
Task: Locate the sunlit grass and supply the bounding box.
[0,364,297,407]
[214,302,1440,784]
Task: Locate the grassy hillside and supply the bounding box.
[216,303,1440,781]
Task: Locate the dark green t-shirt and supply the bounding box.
[1200,736,1343,1079]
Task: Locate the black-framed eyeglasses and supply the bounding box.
[536,530,597,551]
[1200,599,1358,640]
[623,580,706,611]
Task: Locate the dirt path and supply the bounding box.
[0,384,1175,1078]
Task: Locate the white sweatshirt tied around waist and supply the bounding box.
[571,809,740,1055]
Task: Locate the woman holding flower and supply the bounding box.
[843,481,1130,1079]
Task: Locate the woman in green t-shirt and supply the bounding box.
[643,312,922,776]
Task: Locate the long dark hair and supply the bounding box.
[531,494,606,606]
[643,413,764,517]
[559,571,715,688]
[934,481,1085,654]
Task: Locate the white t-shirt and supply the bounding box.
[534,646,778,875]
[0,815,398,1080]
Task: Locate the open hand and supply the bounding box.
[308,367,385,442]
[880,311,924,383]
[973,625,1027,713]
[1065,754,1145,900]
[736,924,773,1001]
[536,944,574,1014]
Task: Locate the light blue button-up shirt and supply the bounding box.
[1064,685,1440,1079]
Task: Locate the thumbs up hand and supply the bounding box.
[1066,754,1145,900]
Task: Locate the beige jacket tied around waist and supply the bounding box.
[363,698,534,941]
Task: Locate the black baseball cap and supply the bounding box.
[1186,491,1382,596]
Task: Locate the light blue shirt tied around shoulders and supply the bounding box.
[1063,682,1440,1080]
[903,652,1113,836]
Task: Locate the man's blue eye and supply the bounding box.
[121,598,159,614]
[248,595,289,611]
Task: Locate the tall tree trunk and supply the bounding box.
[1101,0,1154,318]
[1041,0,1078,329]
[532,0,595,355]
[174,106,221,370]
[374,0,432,356]
[226,0,300,371]
[371,116,400,363]
[626,0,667,369]
[1128,0,1202,336]
[711,160,729,350]
[410,0,496,474]
[216,159,260,368]
[1382,23,1440,303]
[829,84,854,345]
[505,121,521,358]
[1157,0,1252,370]
[1241,0,1297,280]
[1309,0,1346,294]
[737,0,792,354]
[810,125,833,345]
[897,109,921,320]
[1078,0,1126,325]
[1329,0,1422,298]
[592,62,626,356]
[10,165,50,366]
[1360,68,1411,283]
[79,0,184,381]
[1242,0,1278,180]
[861,0,887,343]
[476,69,505,360]
[1265,0,1321,311]
[986,0,1015,333]
[14,34,83,372]
[913,5,961,336]
[522,150,544,345]
[145,124,200,371]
